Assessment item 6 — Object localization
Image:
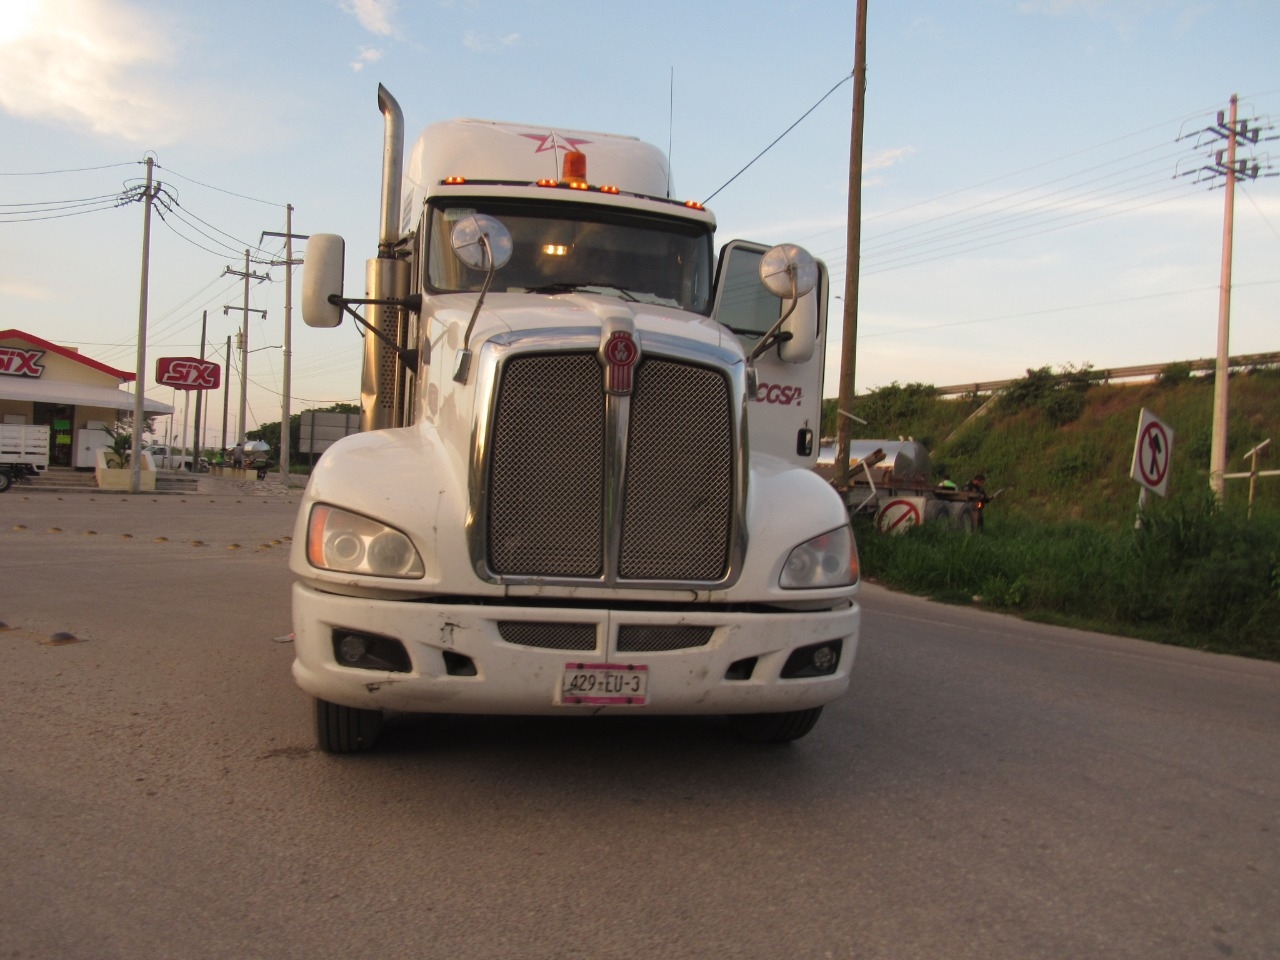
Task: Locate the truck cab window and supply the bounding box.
[425,198,714,316]
[713,246,781,340]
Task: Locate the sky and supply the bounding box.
[1,0,1277,448]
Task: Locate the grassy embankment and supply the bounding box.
[827,366,1280,660]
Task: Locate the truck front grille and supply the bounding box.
[487,353,605,577]
[498,621,597,651]
[619,359,733,580]
[486,351,735,583]
[616,625,714,652]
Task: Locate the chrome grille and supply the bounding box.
[487,354,605,576]
[485,350,735,583]
[498,621,597,651]
[616,625,714,652]
[620,359,733,580]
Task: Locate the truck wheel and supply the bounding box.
[728,706,823,744]
[0,471,10,493]
[951,505,976,534]
[315,698,383,753]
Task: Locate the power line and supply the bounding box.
[704,72,854,205]
[0,161,139,176]
[157,164,284,207]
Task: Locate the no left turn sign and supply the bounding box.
[1130,408,1174,497]
[876,497,924,535]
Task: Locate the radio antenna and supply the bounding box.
[667,67,674,197]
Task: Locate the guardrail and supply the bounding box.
[933,351,1280,397]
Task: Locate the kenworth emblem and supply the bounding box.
[602,330,639,395]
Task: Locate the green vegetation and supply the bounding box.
[248,402,360,473]
[839,366,1280,660]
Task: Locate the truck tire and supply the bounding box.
[728,706,823,744]
[923,499,950,524]
[0,471,10,493]
[951,505,976,534]
[315,698,383,753]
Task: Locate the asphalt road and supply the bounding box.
[1,490,1277,960]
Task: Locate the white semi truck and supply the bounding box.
[291,86,861,752]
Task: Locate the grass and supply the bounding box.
[842,368,1280,660]
[855,495,1280,661]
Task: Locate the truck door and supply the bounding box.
[711,240,828,468]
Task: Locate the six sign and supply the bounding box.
[1130,407,1174,497]
[156,357,221,391]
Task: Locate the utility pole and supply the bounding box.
[221,335,231,454]
[192,310,208,465]
[223,251,270,446]
[130,156,158,495]
[834,0,869,489]
[223,308,267,444]
[262,204,308,485]
[1179,94,1275,502]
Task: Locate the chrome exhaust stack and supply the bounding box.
[363,84,411,431]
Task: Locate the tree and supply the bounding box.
[249,403,360,466]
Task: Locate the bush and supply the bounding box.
[856,501,1280,661]
[1157,362,1193,388]
[998,364,1098,425]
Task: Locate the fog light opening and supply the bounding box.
[781,640,843,679]
[725,656,758,682]
[330,630,412,673]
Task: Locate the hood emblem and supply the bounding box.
[602,330,639,395]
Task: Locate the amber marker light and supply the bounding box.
[684,200,705,210]
[537,178,558,187]
[307,504,331,567]
[600,185,620,194]
[443,176,467,184]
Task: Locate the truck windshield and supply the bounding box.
[425,198,714,316]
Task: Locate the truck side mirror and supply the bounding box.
[301,234,347,328]
[451,215,514,383]
[778,293,817,363]
[749,244,818,364]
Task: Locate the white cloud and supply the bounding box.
[462,30,522,53]
[0,0,184,143]
[865,146,916,171]
[351,46,384,72]
[340,0,397,37]
[0,278,52,301]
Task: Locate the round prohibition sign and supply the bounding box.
[876,498,922,534]
[1138,420,1170,488]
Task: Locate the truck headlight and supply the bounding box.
[780,525,859,589]
[307,504,425,578]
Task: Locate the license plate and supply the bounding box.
[559,662,648,706]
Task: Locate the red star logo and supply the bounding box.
[519,132,592,153]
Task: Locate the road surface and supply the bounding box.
[1,490,1276,959]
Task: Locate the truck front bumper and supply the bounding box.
[292,583,859,716]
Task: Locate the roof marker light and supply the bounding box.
[684,200,705,210]
[444,176,466,185]
[537,178,558,188]
[600,185,620,195]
